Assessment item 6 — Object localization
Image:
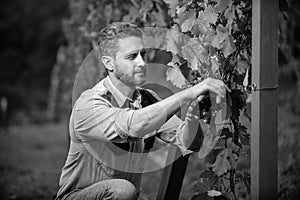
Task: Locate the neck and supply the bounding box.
[108,75,135,99]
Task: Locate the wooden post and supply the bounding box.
[251,0,278,199]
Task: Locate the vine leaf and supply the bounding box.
[212,25,229,49]
[225,4,235,31]
[182,38,209,70]
[192,170,219,195]
[204,148,224,164]
[222,35,236,58]
[211,57,220,77]
[207,190,222,197]
[143,29,165,49]
[166,29,180,54]
[166,62,190,88]
[181,12,196,32]
[149,11,167,26]
[177,8,195,25]
[199,125,220,158]
[239,125,250,146]
[162,0,178,16]
[212,149,232,176]
[182,41,199,70]
[198,5,218,27]
[214,0,232,13]
[236,58,249,75]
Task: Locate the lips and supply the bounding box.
[135,70,146,74]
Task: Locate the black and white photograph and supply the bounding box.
[0,0,299,199]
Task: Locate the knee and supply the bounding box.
[112,179,137,200]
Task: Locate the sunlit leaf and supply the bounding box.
[221,35,236,58]
[181,12,196,32]
[211,57,220,76]
[166,29,180,54]
[166,64,190,88]
[182,38,210,70]
[225,4,235,31]
[198,5,218,28]
[150,11,167,26]
[207,190,222,197]
[163,0,178,16]
[214,0,232,13]
[236,58,249,75]
[182,43,199,70]
[212,149,230,176]
[143,29,165,49]
[212,25,228,49]
[199,125,220,158]
[177,8,195,25]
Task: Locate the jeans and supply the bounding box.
[63,179,138,200]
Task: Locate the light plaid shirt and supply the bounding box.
[56,76,192,199]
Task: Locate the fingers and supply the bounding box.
[197,94,206,102]
[196,78,230,103]
[204,79,226,97]
[216,95,221,104]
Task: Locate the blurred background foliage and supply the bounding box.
[0,0,68,124]
[0,0,300,199]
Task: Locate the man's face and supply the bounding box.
[113,36,146,87]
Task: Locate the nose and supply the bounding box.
[135,52,146,67]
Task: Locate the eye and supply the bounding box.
[127,53,138,60]
[140,49,147,59]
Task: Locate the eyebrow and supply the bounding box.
[118,48,145,59]
[125,51,139,57]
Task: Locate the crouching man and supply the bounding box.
[56,22,229,200]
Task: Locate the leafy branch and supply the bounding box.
[163,0,251,199]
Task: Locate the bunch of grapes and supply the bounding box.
[191,70,212,124]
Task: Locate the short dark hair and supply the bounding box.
[97,22,143,58]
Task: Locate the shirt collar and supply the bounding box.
[104,76,141,108]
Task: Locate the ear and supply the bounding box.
[101,56,114,72]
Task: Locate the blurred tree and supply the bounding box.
[0,0,68,124]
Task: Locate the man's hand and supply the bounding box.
[189,77,231,104]
[185,99,201,121]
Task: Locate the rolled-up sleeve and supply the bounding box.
[73,91,136,142]
[157,115,193,156]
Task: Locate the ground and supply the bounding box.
[0,123,69,200]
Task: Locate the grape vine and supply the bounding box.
[162,0,252,199]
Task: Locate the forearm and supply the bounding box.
[180,100,203,150]
[129,88,194,138]
[180,119,203,151]
[128,77,228,138]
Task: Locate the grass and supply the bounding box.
[0,123,69,200]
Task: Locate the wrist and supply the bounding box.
[190,82,206,100]
[186,86,198,100]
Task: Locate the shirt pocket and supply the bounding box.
[97,161,127,179]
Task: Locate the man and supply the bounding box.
[56,22,229,200]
